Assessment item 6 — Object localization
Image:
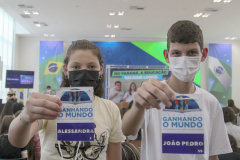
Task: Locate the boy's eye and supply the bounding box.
[188,50,198,56]
[171,52,181,56]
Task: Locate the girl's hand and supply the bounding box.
[21,92,62,123]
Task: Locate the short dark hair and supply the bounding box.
[115,81,121,85]
[47,85,51,89]
[222,107,236,123]
[167,20,203,51]
[228,99,235,107]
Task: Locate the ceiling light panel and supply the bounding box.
[105,35,109,37]
[118,11,124,16]
[111,35,115,38]
[213,0,221,2]
[194,13,202,17]
[109,12,115,16]
[35,24,41,27]
[32,11,39,15]
[23,10,31,15]
[202,13,211,17]
[114,25,119,28]
[223,0,232,3]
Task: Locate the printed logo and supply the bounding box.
[163,96,201,113]
[214,66,225,76]
[60,89,92,105]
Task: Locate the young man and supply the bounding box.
[122,20,232,160]
[109,81,124,103]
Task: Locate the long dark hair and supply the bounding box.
[0,115,14,135]
[0,101,13,123]
[60,40,105,97]
[128,82,137,95]
[228,134,239,153]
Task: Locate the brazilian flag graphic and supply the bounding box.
[209,44,232,106]
[20,88,24,103]
[39,41,64,93]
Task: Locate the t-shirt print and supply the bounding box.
[55,123,107,160]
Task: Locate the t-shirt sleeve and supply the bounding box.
[108,102,126,143]
[209,109,232,156]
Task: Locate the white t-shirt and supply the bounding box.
[140,82,232,160]
[225,122,240,148]
[123,91,135,102]
[109,88,124,103]
[39,96,125,160]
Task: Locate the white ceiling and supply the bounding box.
[0,0,240,41]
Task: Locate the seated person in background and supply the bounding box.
[12,102,24,115]
[14,111,41,160]
[0,115,27,159]
[0,100,14,122]
[42,85,55,95]
[109,81,124,103]
[122,142,140,160]
[7,88,17,102]
[218,134,240,160]
[228,99,240,114]
[223,107,240,150]
[123,82,137,102]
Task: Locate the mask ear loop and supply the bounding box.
[144,108,149,160]
[75,141,81,160]
[58,141,64,160]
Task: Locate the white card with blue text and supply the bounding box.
[161,94,204,154]
[56,87,94,141]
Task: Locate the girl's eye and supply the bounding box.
[89,65,96,69]
[72,66,80,69]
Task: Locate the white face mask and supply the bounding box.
[169,56,201,82]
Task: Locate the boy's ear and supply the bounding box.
[163,49,170,63]
[201,48,208,62]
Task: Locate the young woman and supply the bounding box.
[123,82,137,102]
[8,40,125,160]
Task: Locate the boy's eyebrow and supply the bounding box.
[169,49,180,52]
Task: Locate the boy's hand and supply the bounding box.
[21,92,62,123]
[133,78,176,110]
